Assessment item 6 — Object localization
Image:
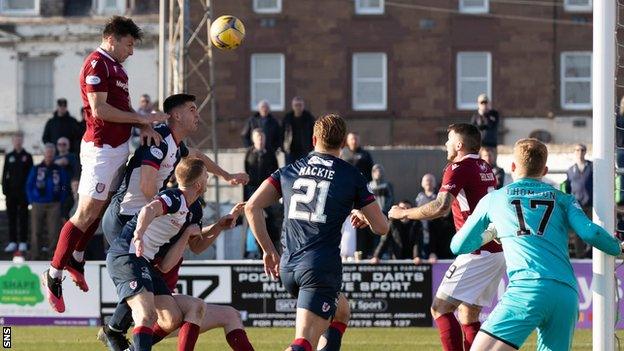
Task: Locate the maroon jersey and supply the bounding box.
[440,154,501,253]
[79,48,133,147]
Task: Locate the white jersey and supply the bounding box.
[127,188,190,260]
[116,124,189,216]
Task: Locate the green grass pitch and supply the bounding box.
[6,326,596,350]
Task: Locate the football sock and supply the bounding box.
[225,329,255,351]
[318,321,347,351]
[461,321,481,351]
[74,218,101,252]
[178,322,200,351]
[49,266,62,279]
[132,326,153,351]
[108,301,133,332]
[435,313,463,351]
[290,338,311,351]
[51,220,84,270]
[152,323,169,345]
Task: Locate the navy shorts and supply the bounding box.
[280,267,341,320]
[102,198,133,245]
[106,252,171,302]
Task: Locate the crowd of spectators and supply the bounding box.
[1,91,602,261]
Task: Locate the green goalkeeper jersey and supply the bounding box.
[451,177,621,291]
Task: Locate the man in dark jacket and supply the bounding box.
[26,143,69,259]
[342,132,374,182]
[244,129,279,200]
[241,100,281,155]
[564,143,593,258]
[243,128,281,254]
[282,97,315,164]
[470,94,500,148]
[42,98,82,154]
[2,132,33,253]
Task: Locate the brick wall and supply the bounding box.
[188,0,595,148]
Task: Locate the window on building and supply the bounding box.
[564,0,592,13]
[457,52,491,110]
[94,0,127,15]
[0,0,39,15]
[23,56,54,114]
[355,0,384,15]
[250,53,285,111]
[459,0,489,14]
[253,0,281,14]
[352,53,387,111]
[561,52,591,110]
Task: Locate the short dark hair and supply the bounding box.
[447,123,481,153]
[103,16,143,40]
[163,94,196,114]
[57,98,67,106]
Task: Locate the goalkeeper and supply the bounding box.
[451,138,623,351]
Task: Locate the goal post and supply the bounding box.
[592,0,616,350]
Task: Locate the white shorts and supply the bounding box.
[436,251,506,307]
[78,140,129,201]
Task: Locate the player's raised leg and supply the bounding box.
[317,293,350,351]
[44,194,108,312]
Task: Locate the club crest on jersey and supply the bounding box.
[91,60,97,68]
[322,302,331,313]
[95,182,106,193]
[129,281,137,290]
[86,75,101,85]
[479,162,489,172]
[150,146,164,160]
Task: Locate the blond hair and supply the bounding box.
[313,113,347,150]
[174,157,206,187]
[514,138,548,177]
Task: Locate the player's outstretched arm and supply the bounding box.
[133,199,166,257]
[187,147,250,185]
[353,201,389,235]
[189,202,245,254]
[450,194,492,255]
[158,224,200,273]
[389,192,454,221]
[245,180,281,278]
[566,197,621,256]
[88,92,168,125]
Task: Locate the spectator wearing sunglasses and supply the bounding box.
[470,93,500,148]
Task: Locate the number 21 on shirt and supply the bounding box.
[288,178,330,223]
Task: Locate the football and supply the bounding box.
[210,15,245,50]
